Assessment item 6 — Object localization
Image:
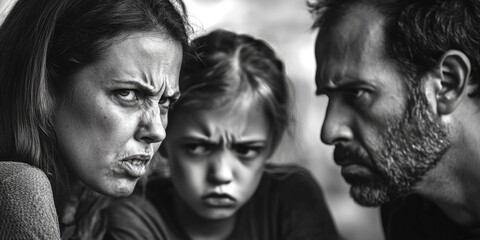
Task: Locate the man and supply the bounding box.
[310,0,480,239]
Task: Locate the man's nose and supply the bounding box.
[320,100,354,145]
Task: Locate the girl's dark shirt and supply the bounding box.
[381,194,480,240]
[103,164,340,240]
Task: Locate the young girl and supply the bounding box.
[105,29,340,240]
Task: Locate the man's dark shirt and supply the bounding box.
[381,194,480,240]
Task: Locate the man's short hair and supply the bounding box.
[310,0,480,96]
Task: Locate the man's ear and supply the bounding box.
[434,50,471,115]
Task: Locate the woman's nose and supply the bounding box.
[134,107,166,144]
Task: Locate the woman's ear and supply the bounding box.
[434,50,471,115]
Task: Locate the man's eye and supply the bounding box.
[350,89,366,98]
[115,89,138,102]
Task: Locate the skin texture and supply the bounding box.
[163,100,272,239]
[315,3,450,206]
[53,32,182,197]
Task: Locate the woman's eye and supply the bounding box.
[115,89,138,102]
[159,97,171,108]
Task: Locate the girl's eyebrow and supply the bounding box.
[232,140,267,145]
[180,136,217,144]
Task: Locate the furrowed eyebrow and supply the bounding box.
[180,137,216,144]
[232,140,267,146]
[169,91,181,101]
[316,75,369,96]
[112,79,157,95]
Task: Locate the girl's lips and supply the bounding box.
[202,193,236,207]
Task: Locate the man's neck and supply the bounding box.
[415,145,480,227]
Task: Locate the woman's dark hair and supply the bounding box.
[172,29,292,153]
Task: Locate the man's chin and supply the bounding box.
[349,183,390,207]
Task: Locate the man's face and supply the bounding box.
[315,4,450,206]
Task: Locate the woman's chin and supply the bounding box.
[96,180,137,198]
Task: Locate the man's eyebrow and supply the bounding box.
[315,76,367,96]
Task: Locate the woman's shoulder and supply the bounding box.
[0,162,60,240]
[0,161,50,186]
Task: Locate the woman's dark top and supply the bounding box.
[104,164,340,240]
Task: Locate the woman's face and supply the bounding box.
[53,32,182,197]
[164,101,272,220]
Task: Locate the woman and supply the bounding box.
[105,29,340,240]
[0,0,190,239]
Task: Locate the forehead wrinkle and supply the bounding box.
[126,33,179,95]
[202,105,261,145]
[317,3,386,91]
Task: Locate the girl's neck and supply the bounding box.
[173,193,236,240]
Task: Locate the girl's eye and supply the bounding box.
[233,145,263,159]
[115,89,138,102]
[185,143,210,156]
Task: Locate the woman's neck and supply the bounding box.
[173,193,236,240]
[55,180,83,226]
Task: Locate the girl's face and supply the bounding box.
[53,32,182,197]
[164,101,272,220]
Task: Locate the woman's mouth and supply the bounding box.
[116,155,150,178]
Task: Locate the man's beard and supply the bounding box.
[334,87,451,207]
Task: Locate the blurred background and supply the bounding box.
[0,0,383,239]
